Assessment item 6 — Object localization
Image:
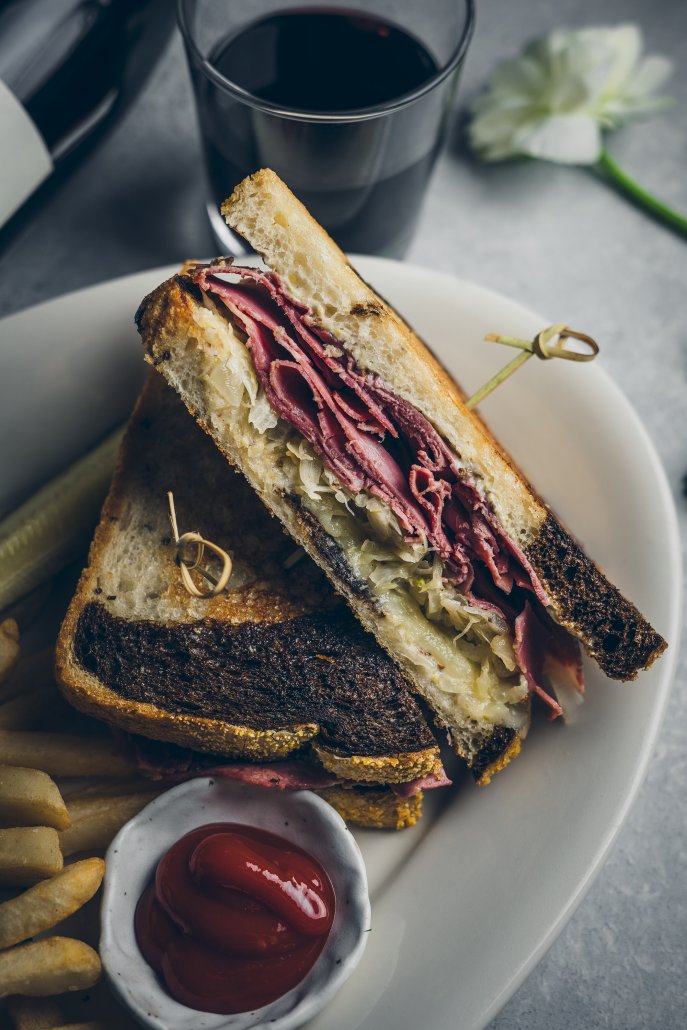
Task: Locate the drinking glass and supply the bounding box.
[178,0,475,258]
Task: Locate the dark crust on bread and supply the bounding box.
[135,275,202,333]
[73,600,435,757]
[470,726,518,783]
[526,514,667,680]
[135,274,200,368]
[280,494,381,610]
[316,785,422,829]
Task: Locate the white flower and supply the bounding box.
[469,25,672,165]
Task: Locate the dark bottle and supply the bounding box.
[0,0,175,230]
[189,7,450,257]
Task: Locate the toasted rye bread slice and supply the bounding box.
[135,171,665,780]
[316,786,422,831]
[56,374,443,788]
[221,170,666,680]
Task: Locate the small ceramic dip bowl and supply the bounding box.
[101,777,370,1030]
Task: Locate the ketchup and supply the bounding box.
[134,823,335,1014]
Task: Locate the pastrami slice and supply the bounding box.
[119,732,450,796]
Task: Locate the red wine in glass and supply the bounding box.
[190,7,452,257]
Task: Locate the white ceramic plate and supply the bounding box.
[0,258,680,1030]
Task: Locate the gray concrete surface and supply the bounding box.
[0,0,685,1026]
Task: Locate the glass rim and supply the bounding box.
[177,0,475,123]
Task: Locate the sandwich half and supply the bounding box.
[56,373,448,830]
[135,169,667,783]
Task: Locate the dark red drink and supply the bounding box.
[182,5,472,256]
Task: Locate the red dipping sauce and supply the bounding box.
[134,823,335,1015]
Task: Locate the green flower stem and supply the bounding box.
[597,148,687,237]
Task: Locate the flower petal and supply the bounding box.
[513,114,602,164]
[546,66,592,112]
[489,55,548,99]
[627,54,673,98]
[469,106,534,160]
[586,24,642,96]
[467,22,672,165]
[471,89,538,116]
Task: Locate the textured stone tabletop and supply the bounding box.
[0,0,685,1027]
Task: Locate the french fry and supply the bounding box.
[14,648,55,682]
[0,733,133,778]
[0,687,55,731]
[32,699,110,738]
[1,648,55,702]
[6,995,64,1029]
[0,766,70,830]
[0,619,20,686]
[0,649,86,732]
[0,827,63,886]
[2,581,53,633]
[59,794,160,857]
[63,779,171,801]
[0,858,105,950]
[0,937,101,997]
[53,1024,112,1030]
